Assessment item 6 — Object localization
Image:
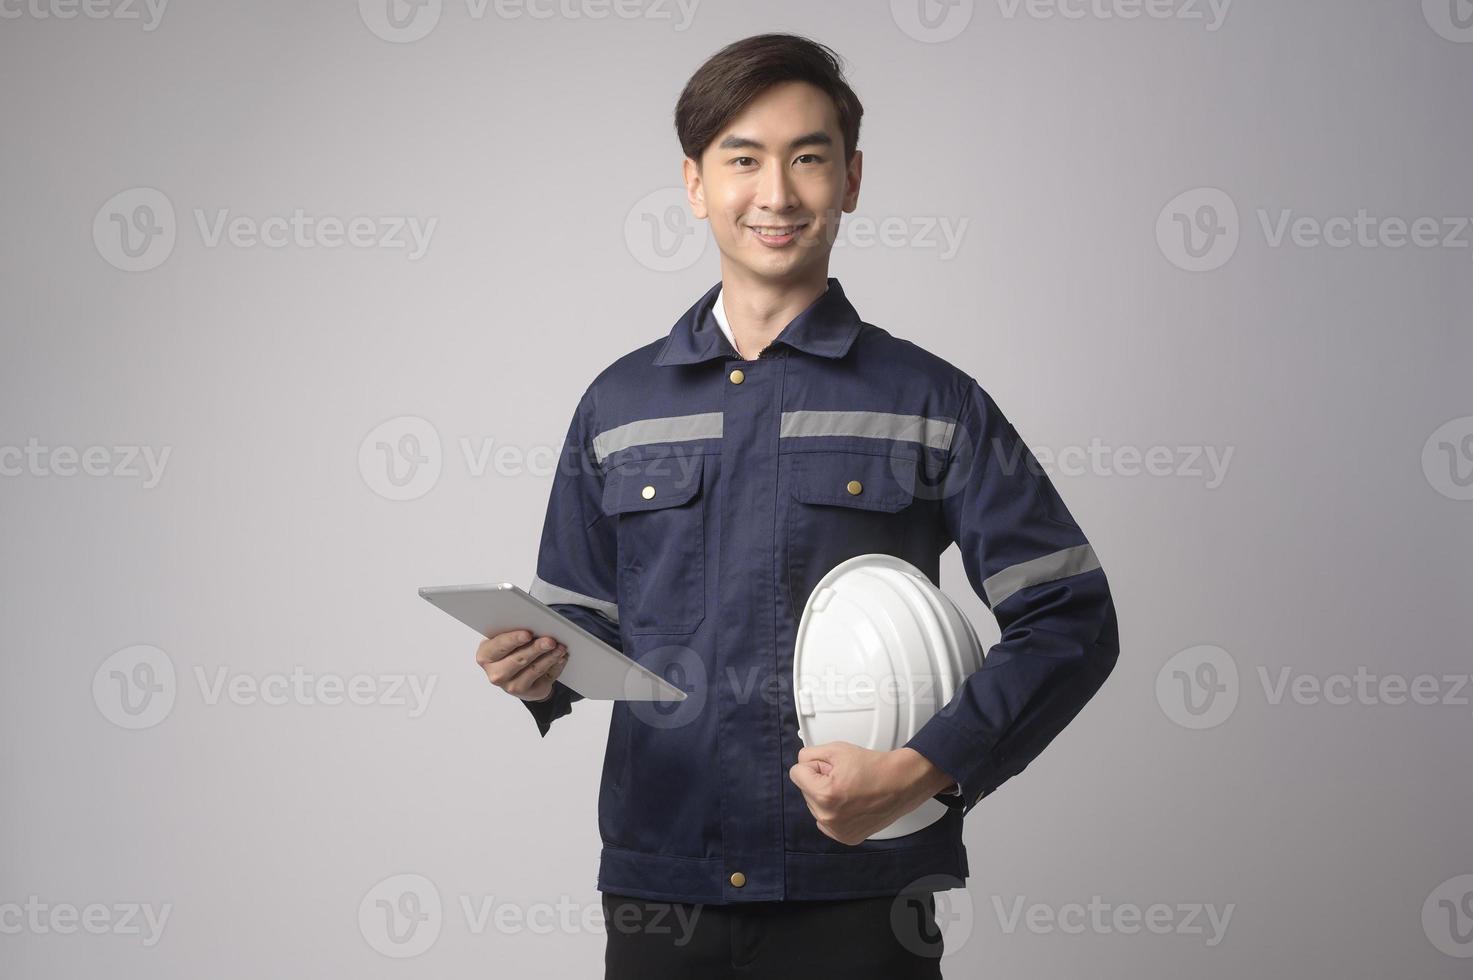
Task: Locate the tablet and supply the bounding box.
[418,582,687,702]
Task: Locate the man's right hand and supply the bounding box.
[477,629,569,703]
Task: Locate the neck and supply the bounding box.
[718,264,829,360]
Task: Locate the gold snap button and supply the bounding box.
[729,369,745,384]
[846,480,863,495]
[729,871,746,888]
[641,485,656,499]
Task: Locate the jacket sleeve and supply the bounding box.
[902,376,1120,814]
[520,385,622,738]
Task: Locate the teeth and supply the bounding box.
[754,226,801,235]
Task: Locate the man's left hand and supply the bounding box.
[788,742,955,846]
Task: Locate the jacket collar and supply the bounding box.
[652,277,863,366]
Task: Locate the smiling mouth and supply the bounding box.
[749,222,808,244]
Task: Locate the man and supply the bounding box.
[475,33,1120,979]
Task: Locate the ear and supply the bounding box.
[683,157,708,220]
[841,148,862,213]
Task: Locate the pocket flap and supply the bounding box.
[601,455,706,515]
[789,451,917,512]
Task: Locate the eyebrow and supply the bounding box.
[716,130,833,154]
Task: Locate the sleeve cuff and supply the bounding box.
[520,680,583,738]
[903,711,1000,813]
[518,600,603,737]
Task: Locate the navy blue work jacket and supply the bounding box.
[523,277,1119,905]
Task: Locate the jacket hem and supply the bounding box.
[596,840,969,905]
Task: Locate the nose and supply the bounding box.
[754,160,800,215]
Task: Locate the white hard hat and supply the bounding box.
[793,553,986,840]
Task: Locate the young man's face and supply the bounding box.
[684,80,862,287]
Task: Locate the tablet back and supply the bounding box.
[419,583,687,702]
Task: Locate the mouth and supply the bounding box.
[748,222,808,247]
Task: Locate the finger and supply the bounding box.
[477,629,536,667]
[506,645,568,696]
[480,634,536,683]
[527,650,570,699]
[521,645,565,698]
[500,641,564,689]
[514,643,567,685]
[797,745,829,765]
[789,762,819,794]
[485,635,561,686]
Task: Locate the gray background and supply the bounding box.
[2,0,1471,976]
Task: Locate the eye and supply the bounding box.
[732,156,757,167]
[795,154,823,164]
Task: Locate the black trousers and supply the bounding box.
[602,890,946,979]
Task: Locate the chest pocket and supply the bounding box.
[601,454,707,635]
[785,449,919,612]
